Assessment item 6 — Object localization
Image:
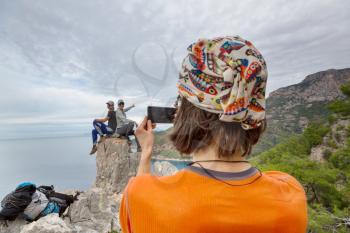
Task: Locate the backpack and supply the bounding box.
[23,190,49,221]
[0,183,77,221]
[0,182,36,221]
[36,185,76,216]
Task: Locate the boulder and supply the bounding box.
[66,188,122,233]
[21,214,75,233]
[0,218,27,233]
[94,138,140,194]
[153,161,178,176]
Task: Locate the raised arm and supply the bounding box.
[134,117,155,176]
[124,104,135,112]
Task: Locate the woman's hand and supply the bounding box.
[135,116,156,160]
[135,117,156,176]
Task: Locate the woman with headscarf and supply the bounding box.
[119,36,307,233]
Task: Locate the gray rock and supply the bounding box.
[20,214,76,233]
[153,161,178,176]
[0,218,27,233]
[67,188,122,233]
[94,138,140,194]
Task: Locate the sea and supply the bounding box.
[0,135,189,199]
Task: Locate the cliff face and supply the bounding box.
[266,68,350,129]
[94,138,140,194]
[253,68,350,154]
[0,138,139,233]
[268,68,350,106]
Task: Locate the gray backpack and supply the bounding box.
[23,190,49,221]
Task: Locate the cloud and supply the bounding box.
[0,0,349,132]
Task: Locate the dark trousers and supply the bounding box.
[117,122,141,149]
[92,120,114,145]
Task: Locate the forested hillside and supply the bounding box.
[252,81,350,232]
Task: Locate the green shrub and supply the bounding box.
[336,125,343,131]
[334,132,342,143]
[329,139,350,170]
[328,100,350,116]
[308,205,350,233]
[340,81,350,97]
[322,149,332,160]
[327,139,338,149]
[328,114,336,124]
[302,123,329,147]
[346,125,350,137]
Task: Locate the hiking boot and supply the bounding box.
[89,145,98,155]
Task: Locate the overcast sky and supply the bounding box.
[0,0,349,137]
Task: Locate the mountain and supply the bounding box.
[253,68,350,154]
[153,68,350,157]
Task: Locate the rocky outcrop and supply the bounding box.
[266,69,350,126]
[266,69,350,128]
[21,215,74,233]
[0,219,27,233]
[310,118,350,162]
[0,138,138,233]
[67,188,122,233]
[268,68,350,106]
[153,161,178,176]
[94,138,140,194]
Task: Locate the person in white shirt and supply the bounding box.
[116,99,141,152]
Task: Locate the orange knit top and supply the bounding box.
[119,166,307,233]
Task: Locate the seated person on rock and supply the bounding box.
[119,36,307,233]
[90,100,117,155]
[115,99,141,152]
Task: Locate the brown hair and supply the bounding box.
[169,97,266,158]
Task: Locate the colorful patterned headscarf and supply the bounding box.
[177,36,268,130]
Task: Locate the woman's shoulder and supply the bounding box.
[262,170,305,194]
[124,171,187,196]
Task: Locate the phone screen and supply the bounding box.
[147,106,176,123]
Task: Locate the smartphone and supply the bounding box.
[147,106,176,123]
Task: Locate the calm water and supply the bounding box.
[152,158,191,170]
[0,136,96,198]
[0,136,190,199]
